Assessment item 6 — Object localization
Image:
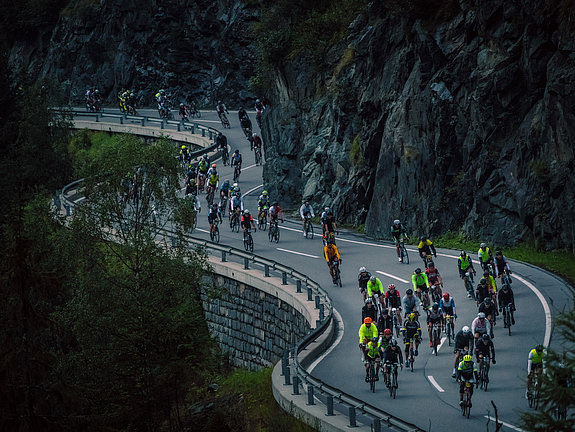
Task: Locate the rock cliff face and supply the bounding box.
[7,0,258,106]
[261,0,575,250]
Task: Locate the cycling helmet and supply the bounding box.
[501,284,510,290]
[327,232,336,243]
[484,297,492,304]
[428,261,435,268]
[419,235,426,241]
[359,266,367,273]
[212,203,218,209]
[535,344,544,352]
[463,355,472,362]
[369,276,376,283]
[393,219,400,225]
[244,209,250,215]
[365,298,372,304]
[180,103,184,107]
[409,312,416,321]
[381,307,389,315]
[256,99,260,103]
[304,201,309,206]
[432,303,439,310]
[371,337,378,343]
[235,149,240,153]
[478,312,486,319]
[364,317,372,324]
[480,243,486,248]
[462,326,471,334]
[443,292,450,301]
[252,132,258,137]
[483,270,490,277]
[383,329,392,336]
[460,250,466,257]
[212,163,217,168]
[496,249,503,256]
[388,284,396,290]
[232,182,239,189]
[272,201,278,206]
[325,207,330,212]
[224,179,230,184]
[415,268,422,274]
[235,192,241,197]
[262,190,268,196]
[406,289,413,295]
[218,100,222,104]
[482,333,491,341]
[327,209,333,215]
[94,89,99,94]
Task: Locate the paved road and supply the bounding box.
[75,108,572,432]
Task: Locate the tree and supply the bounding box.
[55,133,213,431]
[519,305,575,431]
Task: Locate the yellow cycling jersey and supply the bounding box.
[365,342,381,358]
[478,247,491,263]
[208,174,219,186]
[358,323,378,344]
[529,349,545,364]
[418,239,433,249]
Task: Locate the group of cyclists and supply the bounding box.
[356,225,545,410]
[85,88,102,112]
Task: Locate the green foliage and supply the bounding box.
[334,47,355,78]
[349,134,363,165]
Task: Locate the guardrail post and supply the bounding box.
[282,272,287,285]
[244,257,249,269]
[202,128,205,137]
[95,114,99,122]
[141,118,145,126]
[281,350,288,376]
[177,122,181,131]
[326,396,334,416]
[349,407,357,427]
[221,251,227,262]
[315,295,320,309]
[119,116,124,124]
[319,304,325,320]
[160,120,165,129]
[284,364,291,385]
[209,130,213,140]
[373,419,381,432]
[296,280,302,293]
[307,386,314,405]
[307,287,312,301]
[190,125,194,134]
[292,375,300,395]
[264,264,270,277]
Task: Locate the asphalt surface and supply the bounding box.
[74,107,573,432]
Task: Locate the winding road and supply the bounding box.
[73,107,572,432]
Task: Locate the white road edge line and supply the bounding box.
[276,248,319,259]
[308,307,345,373]
[376,270,410,284]
[427,376,445,392]
[484,416,525,432]
[437,336,447,352]
[243,163,257,171]
[243,183,263,196]
[512,273,552,346]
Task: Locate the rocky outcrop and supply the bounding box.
[7,0,258,107]
[261,0,575,250]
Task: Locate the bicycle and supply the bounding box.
[478,355,490,391]
[398,239,409,264]
[406,337,417,372]
[502,268,512,286]
[219,195,228,217]
[502,303,513,335]
[233,164,241,182]
[528,372,541,409]
[460,380,474,418]
[230,208,241,233]
[243,229,254,252]
[445,314,455,346]
[464,271,476,300]
[268,219,280,243]
[254,145,262,165]
[219,112,230,128]
[197,173,207,193]
[189,105,201,118]
[331,260,342,287]
[430,284,442,304]
[385,361,399,398]
[417,289,430,311]
[206,185,215,206]
[210,219,220,243]
[221,147,229,166]
[431,323,441,356]
[366,358,378,393]
[304,216,314,239]
[391,308,401,338]
[257,208,268,230]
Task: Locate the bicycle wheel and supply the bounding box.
[392,370,398,399]
[248,234,254,252]
[337,267,342,287]
[433,331,439,356]
[483,368,489,392]
[233,219,239,233]
[370,364,376,393]
[447,323,452,346]
[214,227,220,243]
[274,226,280,243]
[268,228,273,242]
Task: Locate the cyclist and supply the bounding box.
[362,298,378,324]
[377,307,393,334]
[299,201,315,236]
[240,210,257,243]
[382,340,404,387]
[527,345,546,399]
[481,270,498,309]
[402,288,420,317]
[208,203,222,236]
[453,326,474,377]
[180,144,190,163]
[238,106,248,122]
[498,284,516,326]
[418,235,437,268]
[231,148,242,165]
[427,303,444,348]
[475,278,490,307]
[402,312,422,366]
[219,180,231,209]
[391,219,408,262]
[229,191,244,225]
[478,243,494,272]
[321,207,337,240]
[216,132,228,163]
[478,297,497,337]
[179,103,189,121]
[367,276,385,310]
[412,268,430,309]
[240,112,252,138]
[440,292,457,319]
[426,260,443,300]
[254,98,266,112]
[471,312,491,339]
[197,155,209,193]
[458,251,476,296]
[474,333,496,375]
[185,175,197,196]
[357,266,371,301]
[363,337,382,382]
[494,249,512,281]
[257,190,270,222]
[230,182,240,198]
[215,100,229,121]
[268,201,284,234]
[385,284,402,324]
[380,328,394,350]
[206,164,219,197]
[324,233,341,285]
[252,132,262,153]
[358,317,379,359]
[457,355,479,406]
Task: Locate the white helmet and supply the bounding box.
[232,182,239,189]
[393,219,400,225]
[462,326,470,333]
[359,266,367,273]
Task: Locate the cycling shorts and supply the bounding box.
[416,284,428,293]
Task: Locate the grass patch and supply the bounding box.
[436,231,575,286]
[219,368,316,432]
[334,46,355,78]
